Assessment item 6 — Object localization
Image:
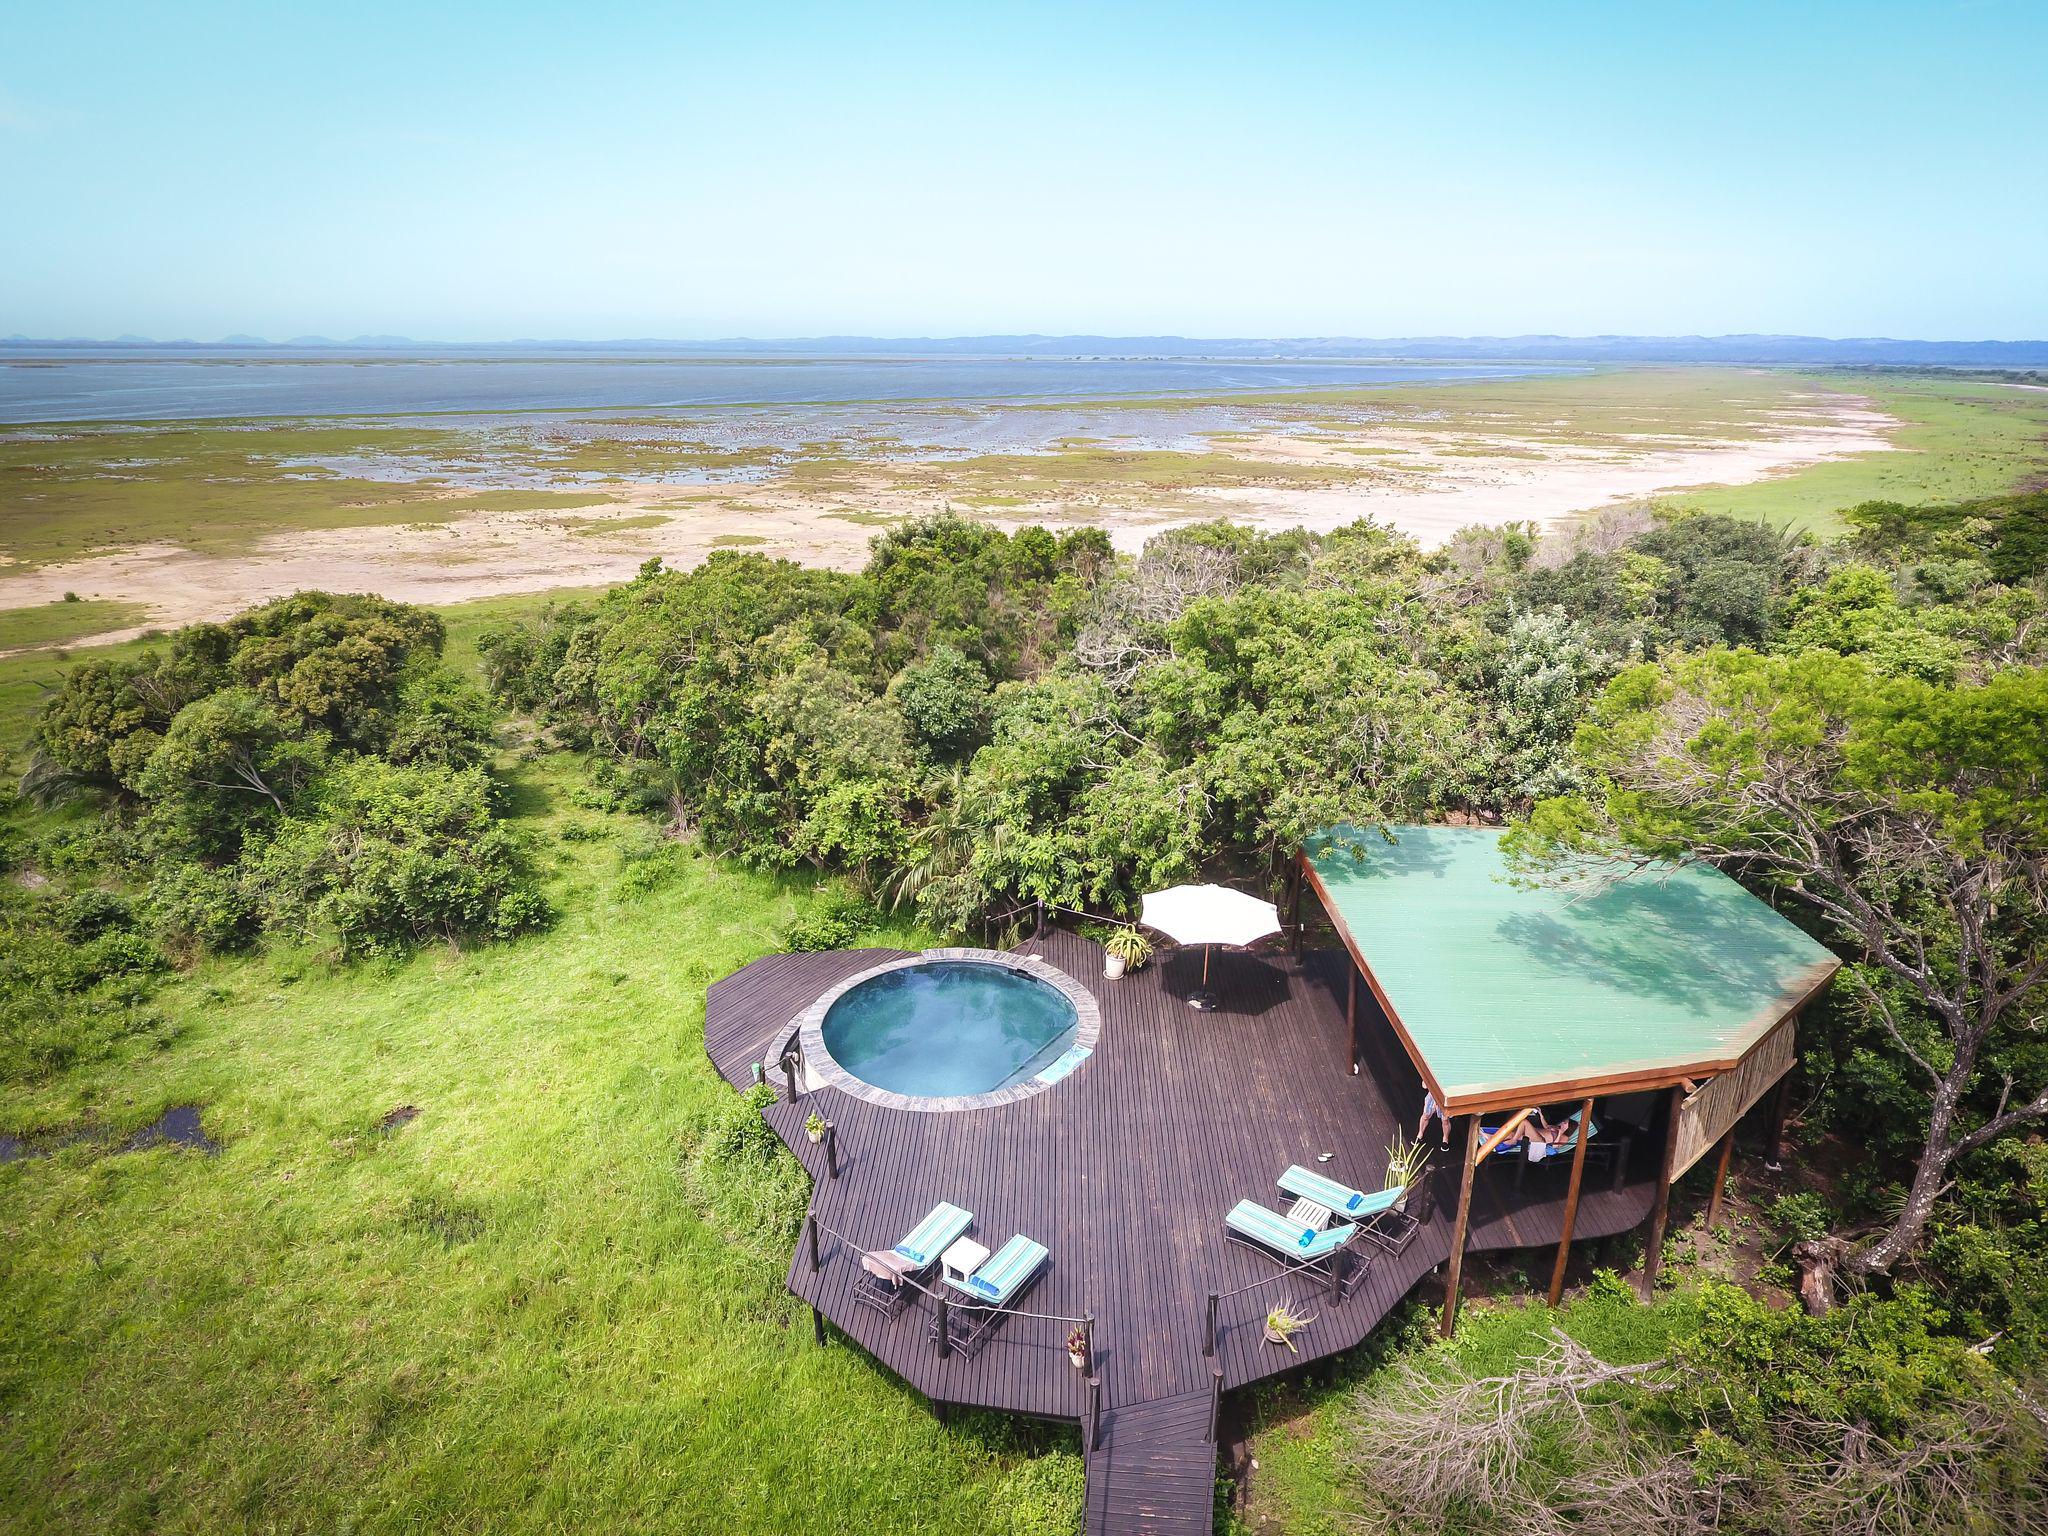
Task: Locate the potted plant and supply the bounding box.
[804,1112,827,1145]
[1382,1129,1431,1202]
[1264,1304,1315,1351]
[1066,1326,1089,1371]
[1102,924,1153,980]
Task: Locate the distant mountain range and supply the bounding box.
[5,332,2047,366]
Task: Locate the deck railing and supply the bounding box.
[802,1207,1105,1445]
[1203,1242,1368,1364]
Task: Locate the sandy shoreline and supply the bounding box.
[0,385,1898,652]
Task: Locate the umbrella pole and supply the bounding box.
[1201,946,1211,987]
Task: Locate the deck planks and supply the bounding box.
[705,931,1662,1534]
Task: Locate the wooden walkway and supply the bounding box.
[704,930,1661,1534]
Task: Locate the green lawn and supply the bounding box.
[0,597,151,654]
[0,592,1085,1532]
[0,748,1082,1532]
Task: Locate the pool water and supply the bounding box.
[820,961,1080,1098]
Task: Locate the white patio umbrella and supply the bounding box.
[1139,884,1282,1009]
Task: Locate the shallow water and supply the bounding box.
[0,349,1560,424]
[0,1103,219,1163]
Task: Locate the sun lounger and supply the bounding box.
[1277,1166,1420,1255]
[1223,1199,1368,1298]
[1278,1165,1402,1219]
[854,1201,973,1317]
[932,1234,1050,1356]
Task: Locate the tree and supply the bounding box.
[137,688,328,856]
[1515,650,2048,1286]
[889,643,993,761]
[246,759,548,955]
[1487,607,1604,801]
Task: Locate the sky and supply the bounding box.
[4,1,2045,342]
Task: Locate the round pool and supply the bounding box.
[795,950,1100,1111]
[825,960,1076,1097]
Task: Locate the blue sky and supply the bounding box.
[4,1,2044,341]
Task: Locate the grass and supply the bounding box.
[566,512,671,535]
[431,490,621,513]
[1663,374,2048,534]
[0,421,467,567]
[0,597,150,653]
[0,746,1080,1532]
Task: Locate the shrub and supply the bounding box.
[779,896,878,952]
[682,1084,809,1252]
[245,760,550,956]
[993,1451,1085,1536]
[146,862,259,954]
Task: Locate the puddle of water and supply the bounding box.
[0,1104,218,1164]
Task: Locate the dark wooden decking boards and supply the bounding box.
[704,930,1661,1535]
[1084,1388,1219,1534]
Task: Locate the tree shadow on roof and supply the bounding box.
[1492,872,1822,1020]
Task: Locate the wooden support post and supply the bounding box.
[1287,860,1304,953]
[936,1298,951,1359]
[1546,1096,1596,1307]
[811,1305,825,1346]
[825,1122,839,1180]
[1766,1071,1794,1165]
[1440,1114,1481,1338]
[1346,963,1360,1076]
[1208,1365,1223,1445]
[782,1052,798,1104]
[1033,898,1046,940]
[1706,1128,1736,1229]
[806,1213,821,1273]
[1080,1313,1095,1377]
[1088,1376,1102,1452]
[1639,1084,1686,1299]
[1204,1291,1219,1357]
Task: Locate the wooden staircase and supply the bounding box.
[1082,1384,1218,1534]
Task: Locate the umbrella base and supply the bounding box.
[1187,988,1219,1012]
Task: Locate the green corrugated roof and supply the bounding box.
[1304,825,1838,1108]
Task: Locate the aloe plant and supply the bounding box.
[1383,1128,1431,1191]
[1104,924,1153,967]
[1264,1304,1316,1351]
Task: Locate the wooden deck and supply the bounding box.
[704,929,1661,1534]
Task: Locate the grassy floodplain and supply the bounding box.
[1669,374,2048,533]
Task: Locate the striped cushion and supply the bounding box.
[959,1235,1047,1302]
[1228,1199,1355,1259]
[1278,1165,1402,1218]
[895,1201,973,1269]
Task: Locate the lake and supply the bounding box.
[0,350,1563,424]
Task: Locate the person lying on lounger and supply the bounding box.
[1521,1109,1582,1161]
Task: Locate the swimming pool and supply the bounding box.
[796,951,1101,1111]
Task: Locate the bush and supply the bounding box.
[146,862,259,954]
[993,1451,1085,1536]
[682,1084,809,1253]
[54,888,134,941]
[0,887,171,1082]
[246,760,551,956]
[779,896,878,953]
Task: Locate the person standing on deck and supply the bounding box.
[1417,1089,1450,1147]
